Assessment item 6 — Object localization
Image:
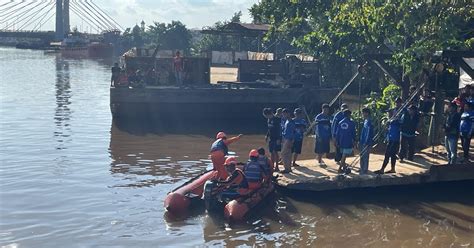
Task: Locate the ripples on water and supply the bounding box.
[0,47,473,247]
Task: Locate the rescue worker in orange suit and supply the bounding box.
[257,147,273,182]
[244,149,268,190]
[210,132,243,179]
[217,157,249,199]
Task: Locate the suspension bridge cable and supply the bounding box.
[73,0,109,31]
[90,0,123,30]
[84,0,117,30]
[17,0,54,30]
[34,9,55,31]
[32,1,55,30]
[69,1,103,33]
[0,1,15,11]
[68,3,100,33]
[2,0,47,28]
[2,1,47,29]
[70,0,106,31]
[0,0,25,15]
[0,0,37,20]
[78,0,114,30]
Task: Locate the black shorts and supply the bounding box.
[268,138,281,152]
[385,141,400,157]
[314,137,330,154]
[292,139,303,154]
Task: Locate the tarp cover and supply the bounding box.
[459,57,473,89]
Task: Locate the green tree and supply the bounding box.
[145,21,192,52]
[250,0,473,96]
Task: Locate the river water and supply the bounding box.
[0,47,473,247]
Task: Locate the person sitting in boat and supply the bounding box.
[210,132,243,180]
[244,149,268,190]
[217,157,249,200]
[257,147,273,182]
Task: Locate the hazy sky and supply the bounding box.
[62,0,258,32]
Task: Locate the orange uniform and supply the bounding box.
[210,134,241,179]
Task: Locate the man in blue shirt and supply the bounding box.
[335,109,356,173]
[460,102,474,162]
[280,108,296,173]
[314,103,332,166]
[359,108,373,175]
[292,108,307,167]
[332,103,348,163]
[375,110,402,174]
[399,105,420,162]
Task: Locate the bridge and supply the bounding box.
[0,0,122,42]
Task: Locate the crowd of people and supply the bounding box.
[262,85,474,176]
[206,85,473,198]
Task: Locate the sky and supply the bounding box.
[3,0,259,32]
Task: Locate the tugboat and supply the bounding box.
[110,48,339,128]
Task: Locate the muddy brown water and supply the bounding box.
[0,47,473,247]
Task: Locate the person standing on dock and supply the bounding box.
[359,108,374,175]
[375,111,402,174]
[292,108,307,167]
[314,103,332,167]
[444,102,461,164]
[459,102,474,162]
[263,108,281,171]
[399,105,420,162]
[210,132,243,179]
[173,51,184,86]
[280,109,296,173]
[111,62,120,87]
[332,103,348,163]
[335,109,356,173]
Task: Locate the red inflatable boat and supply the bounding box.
[224,181,275,221]
[164,170,216,215]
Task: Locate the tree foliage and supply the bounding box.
[250,0,473,94]
[121,21,192,53]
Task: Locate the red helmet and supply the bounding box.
[224,156,237,167]
[216,132,227,139]
[249,149,259,158]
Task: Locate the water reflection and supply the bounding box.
[54,56,72,150]
[108,123,212,188]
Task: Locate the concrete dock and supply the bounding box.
[275,146,474,191]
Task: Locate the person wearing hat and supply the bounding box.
[314,103,332,166]
[210,132,243,180]
[217,156,249,199]
[335,109,356,173]
[243,149,267,190]
[399,104,420,162]
[263,108,282,171]
[444,102,461,164]
[332,103,349,163]
[280,108,296,173]
[292,108,307,167]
